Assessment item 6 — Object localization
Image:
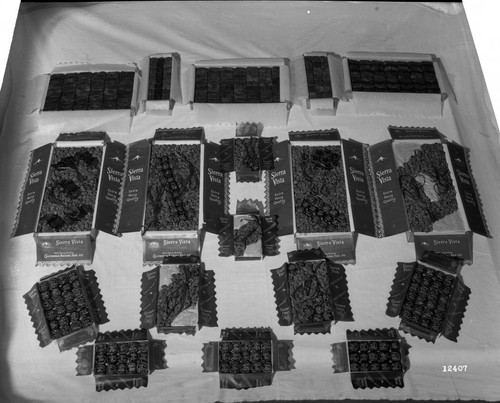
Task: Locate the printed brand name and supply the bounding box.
[376,168,392,184]
[29,170,43,185]
[207,167,223,184]
[107,167,123,183]
[316,239,345,247]
[433,238,461,246]
[128,168,143,182]
[163,239,192,245]
[55,239,85,246]
[270,170,286,185]
[349,167,365,183]
[455,169,471,186]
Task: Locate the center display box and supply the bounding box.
[12,132,125,265]
[115,127,204,264]
[188,58,291,126]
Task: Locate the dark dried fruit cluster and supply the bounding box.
[348,340,402,373]
[38,146,102,233]
[44,71,135,111]
[398,143,458,232]
[94,341,149,376]
[304,55,333,99]
[401,264,454,333]
[287,261,334,324]
[38,270,93,340]
[218,340,273,374]
[348,59,440,93]
[194,66,280,103]
[292,145,350,233]
[147,57,172,100]
[145,144,200,231]
[234,137,260,172]
[234,217,261,257]
[157,264,200,327]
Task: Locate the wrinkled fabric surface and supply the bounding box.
[1,2,500,402]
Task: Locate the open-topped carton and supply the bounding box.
[115,127,204,264]
[201,327,294,389]
[24,265,108,351]
[12,132,125,265]
[75,329,167,391]
[332,328,411,389]
[140,255,218,335]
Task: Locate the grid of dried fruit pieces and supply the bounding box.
[38,270,93,340]
[94,341,149,375]
[38,146,103,233]
[304,55,333,99]
[348,340,403,373]
[156,264,200,327]
[194,66,280,103]
[292,145,350,233]
[144,144,200,231]
[397,142,458,232]
[147,57,172,100]
[400,264,455,333]
[348,59,440,93]
[218,340,273,374]
[44,71,135,111]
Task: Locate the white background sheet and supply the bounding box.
[1,2,500,402]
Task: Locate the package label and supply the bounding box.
[295,233,355,262]
[414,233,473,263]
[35,233,94,263]
[143,234,200,263]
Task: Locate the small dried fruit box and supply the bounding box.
[115,127,204,264]
[386,252,470,343]
[75,329,167,391]
[332,328,410,389]
[271,248,353,334]
[12,132,125,265]
[24,265,108,351]
[140,256,218,335]
[201,327,294,389]
[188,58,291,125]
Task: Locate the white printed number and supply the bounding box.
[443,365,467,372]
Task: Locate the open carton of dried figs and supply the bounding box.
[115,127,204,264]
[271,248,353,334]
[332,328,410,389]
[24,265,108,351]
[189,58,291,125]
[12,132,125,265]
[387,251,470,343]
[201,327,294,389]
[75,329,167,391]
[137,52,182,114]
[140,255,218,335]
[389,126,490,263]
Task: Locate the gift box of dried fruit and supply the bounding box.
[331,328,410,389]
[24,265,108,351]
[75,329,167,391]
[37,63,139,133]
[201,327,294,389]
[320,52,452,117]
[389,126,490,262]
[386,251,470,343]
[188,58,291,125]
[115,127,204,264]
[136,53,182,114]
[217,199,279,260]
[12,132,125,265]
[271,248,353,334]
[140,255,217,335]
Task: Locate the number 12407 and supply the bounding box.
[443,365,467,372]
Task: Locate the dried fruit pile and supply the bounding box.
[348,340,402,373]
[233,217,261,257]
[38,269,93,339]
[156,264,200,327]
[292,145,350,233]
[400,264,454,333]
[94,341,149,375]
[38,146,102,232]
[234,137,259,172]
[304,55,333,99]
[147,57,172,100]
[398,143,458,232]
[145,144,200,231]
[218,340,273,374]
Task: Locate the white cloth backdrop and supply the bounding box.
[1,2,500,402]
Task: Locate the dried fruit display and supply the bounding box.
[233,216,262,257]
[292,145,350,233]
[218,340,273,374]
[147,57,172,101]
[234,137,260,172]
[397,143,458,232]
[144,144,200,231]
[304,55,333,99]
[37,146,102,233]
[94,340,149,376]
[348,59,440,93]
[156,264,200,327]
[347,340,402,373]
